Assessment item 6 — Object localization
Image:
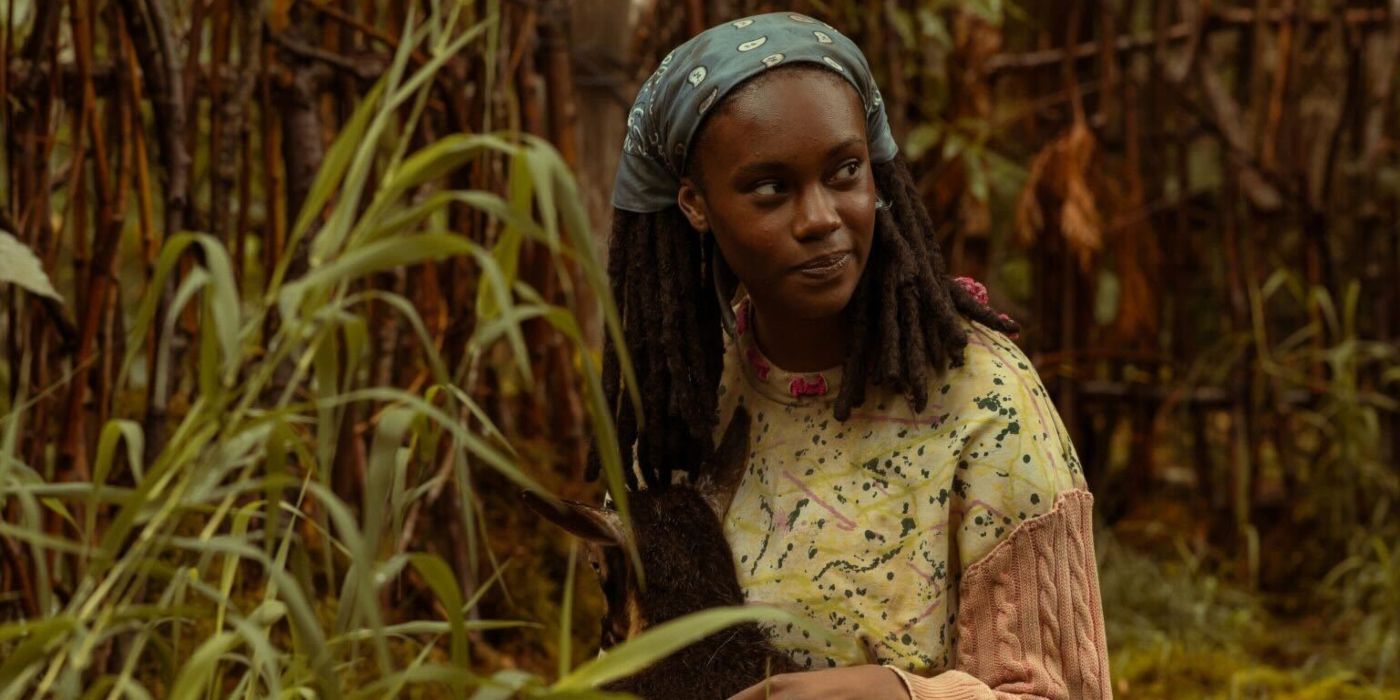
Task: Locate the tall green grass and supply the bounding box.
[1106,269,1400,697]
[0,6,817,697]
[1100,527,1400,700]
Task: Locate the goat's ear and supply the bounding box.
[697,406,752,516]
[520,491,624,546]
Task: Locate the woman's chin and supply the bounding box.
[781,284,860,321]
[781,266,863,319]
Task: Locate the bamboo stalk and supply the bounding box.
[123,27,154,264]
[1095,0,1118,128]
[118,0,192,464]
[58,0,99,483]
[97,6,134,454]
[261,44,287,290]
[210,0,232,246]
[17,6,61,491]
[181,0,207,214]
[540,0,588,478]
[0,0,10,156]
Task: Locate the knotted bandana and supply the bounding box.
[612,12,899,213]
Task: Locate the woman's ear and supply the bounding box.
[676,178,709,233]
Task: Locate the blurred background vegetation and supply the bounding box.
[1,0,1397,697]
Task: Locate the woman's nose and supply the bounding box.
[791,185,842,241]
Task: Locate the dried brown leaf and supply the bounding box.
[1014,122,1103,272]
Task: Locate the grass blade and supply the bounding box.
[552,606,823,692]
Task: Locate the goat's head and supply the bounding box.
[521,407,752,648]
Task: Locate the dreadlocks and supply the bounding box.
[585,153,1020,491]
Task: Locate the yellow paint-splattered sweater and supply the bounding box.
[715,297,1112,699]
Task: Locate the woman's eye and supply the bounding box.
[752,181,781,196]
[833,160,862,181]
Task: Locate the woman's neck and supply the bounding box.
[749,302,847,372]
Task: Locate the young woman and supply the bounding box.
[591,12,1111,699]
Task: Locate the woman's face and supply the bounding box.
[678,68,877,323]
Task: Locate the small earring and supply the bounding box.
[874,195,891,211]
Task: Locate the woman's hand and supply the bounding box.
[726,664,910,700]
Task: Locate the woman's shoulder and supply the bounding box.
[930,318,1041,417]
[949,317,1034,383]
[943,316,1082,468]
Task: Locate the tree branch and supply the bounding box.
[985,6,1392,75]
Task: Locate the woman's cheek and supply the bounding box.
[716,224,784,290]
[750,236,791,288]
[838,191,877,234]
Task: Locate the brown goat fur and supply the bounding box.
[523,407,799,698]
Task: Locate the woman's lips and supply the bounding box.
[793,251,852,279]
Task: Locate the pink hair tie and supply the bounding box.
[954,276,1022,339]
[953,276,989,306]
[789,375,828,398]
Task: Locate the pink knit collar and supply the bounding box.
[732,297,843,404]
[728,277,1011,404]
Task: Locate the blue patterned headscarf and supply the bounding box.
[611,12,900,213]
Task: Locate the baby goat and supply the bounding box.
[522,407,798,699]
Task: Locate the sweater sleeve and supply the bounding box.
[884,489,1113,699]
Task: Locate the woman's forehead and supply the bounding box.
[695,69,868,168]
[721,64,858,115]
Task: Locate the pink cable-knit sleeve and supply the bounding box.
[885,489,1113,700]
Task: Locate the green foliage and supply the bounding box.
[1322,520,1400,686]
[1110,267,1400,694]
[1099,529,1400,699]
[0,6,787,697]
[553,606,826,692]
[1251,275,1400,540]
[0,231,63,302]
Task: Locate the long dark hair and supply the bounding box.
[587,151,1020,491]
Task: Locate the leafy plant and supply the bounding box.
[0,5,813,697]
[1250,273,1400,544]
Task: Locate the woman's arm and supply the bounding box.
[727,491,1111,700]
[726,664,911,700]
[886,489,1112,700]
